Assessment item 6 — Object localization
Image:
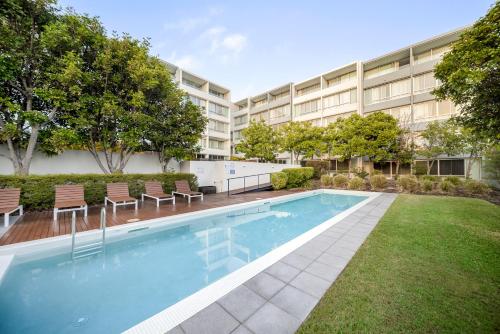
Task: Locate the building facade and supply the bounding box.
[229,27,480,178]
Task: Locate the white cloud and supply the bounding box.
[167,51,201,71]
[222,34,247,54]
[199,26,248,61]
[164,17,209,33]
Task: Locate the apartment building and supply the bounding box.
[230,27,479,178]
[165,62,232,161]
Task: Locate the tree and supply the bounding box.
[363,112,401,162]
[417,120,463,175]
[392,113,415,176]
[433,2,500,141]
[0,0,61,175]
[456,126,490,179]
[148,96,207,172]
[235,120,279,162]
[483,144,500,185]
[279,121,325,165]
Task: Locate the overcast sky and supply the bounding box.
[59,0,493,100]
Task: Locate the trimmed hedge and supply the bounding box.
[271,172,288,190]
[0,173,198,211]
[281,167,314,188]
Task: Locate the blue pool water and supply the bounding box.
[0,193,366,333]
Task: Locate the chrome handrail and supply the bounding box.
[227,173,271,196]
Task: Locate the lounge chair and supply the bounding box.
[53,184,88,221]
[105,183,138,213]
[172,180,203,204]
[0,188,23,227]
[141,181,175,207]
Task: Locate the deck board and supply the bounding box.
[0,190,302,246]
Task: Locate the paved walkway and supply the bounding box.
[168,193,398,334]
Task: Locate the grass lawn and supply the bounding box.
[297,194,500,333]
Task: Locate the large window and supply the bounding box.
[364,58,409,79]
[269,104,290,120]
[208,102,229,117]
[324,111,355,125]
[294,99,320,117]
[296,83,320,96]
[189,95,206,109]
[183,78,203,89]
[364,78,410,105]
[233,130,242,141]
[323,89,357,109]
[209,89,225,98]
[413,100,456,121]
[250,111,269,123]
[270,91,290,101]
[369,105,411,121]
[234,114,248,126]
[415,159,464,176]
[326,71,356,87]
[254,98,267,107]
[208,139,225,150]
[413,72,438,93]
[414,44,451,64]
[208,119,228,133]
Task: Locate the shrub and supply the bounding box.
[281,167,314,188]
[354,167,369,179]
[371,169,382,176]
[320,174,333,187]
[271,172,288,190]
[348,177,365,190]
[332,174,349,188]
[305,160,330,179]
[370,175,387,189]
[397,175,419,192]
[421,175,439,182]
[463,179,490,195]
[443,176,464,186]
[421,179,434,192]
[439,180,456,193]
[0,173,197,211]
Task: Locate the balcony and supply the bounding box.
[363,65,411,89]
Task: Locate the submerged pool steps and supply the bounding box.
[71,208,107,260]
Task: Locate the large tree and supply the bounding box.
[433,2,500,141]
[456,126,490,179]
[0,0,61,175]
[417,120,463,175]
[235,120,279,162]
[279,121,325,165]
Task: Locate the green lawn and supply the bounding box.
[297,194,500,333]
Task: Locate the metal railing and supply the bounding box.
[71,207,107,260]
[226,173,271,196]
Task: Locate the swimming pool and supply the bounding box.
[0,190,374,333]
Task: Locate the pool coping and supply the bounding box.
[0,189,383,334]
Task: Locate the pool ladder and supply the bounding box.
[71,208,106,260]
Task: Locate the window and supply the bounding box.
[323,89,357,109]
[208,119,228,133]
[250,111,269,123]
[234,114,248,126]
[296,83,320,96]
[208,155,226,161]
[324,111,355,124]
[413,72,437,93]
[208,102,229,117]
[439,159,464,175]
[269,104,290,120]
[326,71,356,87]
[183,78,203,89]
[310,118,322,127]
[270,91,290,101]
[364,78,410,105]
[364,58,409,79]
[189,95,206,109]
[437,100,456,116]
[209,89,225,98]
[233,130,242,140]
[294,99,320,116]
[254,98,267,107]
[370,105,411,121]
[413,100,456,121]
[209,139,225,150]
[414,44,451,64]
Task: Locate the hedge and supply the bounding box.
[271,172,288,190]
[281,167,314,188]
[0,173,197,211]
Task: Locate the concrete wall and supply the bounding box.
[0,146,180,175]
[181,160,297,192]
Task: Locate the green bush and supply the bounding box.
[320,174,333,187]
[354,167,369,179]
[443,176,464,186]
[421,175,439,182]
[439,180,456,193]
[371,169,383,176]
[463,179,490,195]
[271,172,288,190]
[370,175,387,189]
[397,175,419,192]
[305,160,330,179]
[281,167,314,188]
[348,177,365,190]
[421,179,434,192]
[0,173,197,211]
[332,174,349,188]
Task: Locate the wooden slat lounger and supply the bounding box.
[141,181,175,207]
[105,183,138,213]
[172,180,203,204]
[0,188,23,227]
[53,184,88,221]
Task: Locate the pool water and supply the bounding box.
[0,193,366,333]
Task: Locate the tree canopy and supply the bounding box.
[433,2,500,141]
[279,121,325,164]
[235,120,279,162]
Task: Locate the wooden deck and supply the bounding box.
[0,190,302,246]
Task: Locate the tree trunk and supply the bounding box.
[427,159,436,175]
[395,161,400,177]
[465,150,476,179]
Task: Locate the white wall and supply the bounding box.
[0,146,180,175]
[181,160,297,192]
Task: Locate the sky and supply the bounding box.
[58,0,493,101]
